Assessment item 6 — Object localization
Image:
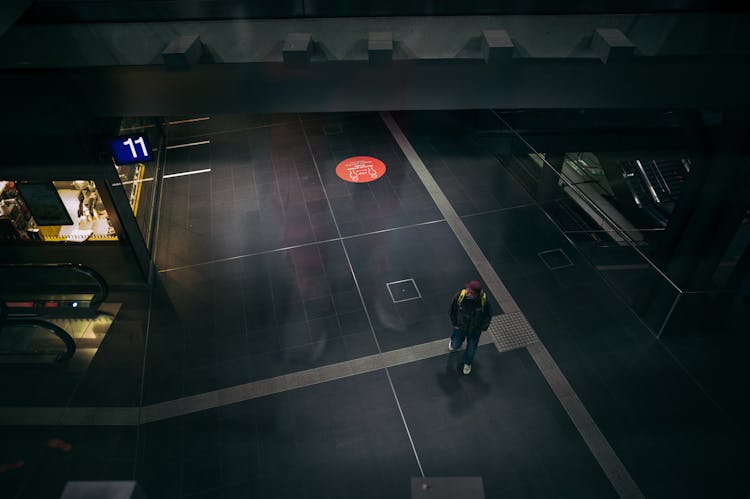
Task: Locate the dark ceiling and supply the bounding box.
[0,0,748,164]
[20,0,747,23]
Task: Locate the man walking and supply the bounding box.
[449,280,492,374]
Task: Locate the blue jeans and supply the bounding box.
[450,328,480,366]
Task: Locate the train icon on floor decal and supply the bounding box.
[336,156,386,183]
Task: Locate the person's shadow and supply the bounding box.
[436,350,490,416]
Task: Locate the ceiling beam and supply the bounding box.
[1,56,748,116]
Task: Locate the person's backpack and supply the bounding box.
[457,289,486,307]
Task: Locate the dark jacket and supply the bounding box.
[449,291,492,337]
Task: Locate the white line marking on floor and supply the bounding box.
[165,140,211,150]
[119,124,156,132]
[157,219,444,273]
[112,177,154,187]
[163,168,211,179]
[167,117,211,125]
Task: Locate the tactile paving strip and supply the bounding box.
[487,312,538,352]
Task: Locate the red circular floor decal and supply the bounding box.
[336,156,386,183]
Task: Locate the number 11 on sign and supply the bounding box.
[123,137,148,158]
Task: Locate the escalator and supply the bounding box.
[0,263,110,363]
[0,317,76,363]
[1,263,108,318]
[619,157,691,227]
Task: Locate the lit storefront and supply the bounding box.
[0,119,163,285]
[0,180,118,242]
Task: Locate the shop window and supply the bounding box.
[0,180,118,242]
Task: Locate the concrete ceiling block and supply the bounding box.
[283,32,313,67]
[369,32,393,64]
[592,28,635,63]
[161,35,202,71]
[481,29,514,63]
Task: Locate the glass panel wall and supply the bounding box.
[486,109,749,336]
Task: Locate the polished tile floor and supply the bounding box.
[1,111,748,499]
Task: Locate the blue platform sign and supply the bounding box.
[111,134,153,165]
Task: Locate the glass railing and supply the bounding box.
[490,110,685,337]
[488,110,750,337]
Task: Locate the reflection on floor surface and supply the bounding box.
[0,112,748,499]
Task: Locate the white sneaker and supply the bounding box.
[448,340,458,352]
[463,364,472,375]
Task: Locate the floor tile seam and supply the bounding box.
[458,202,540,219]
[156,218,446,274]
[0,338,488,426]
[164,119,302,142]
[298,114,425,477]
[157,238,343,272]
[380,111,645,499]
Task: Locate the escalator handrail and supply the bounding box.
[0,317,77,362]
[0,263,108,307]
[70,264,108,307]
